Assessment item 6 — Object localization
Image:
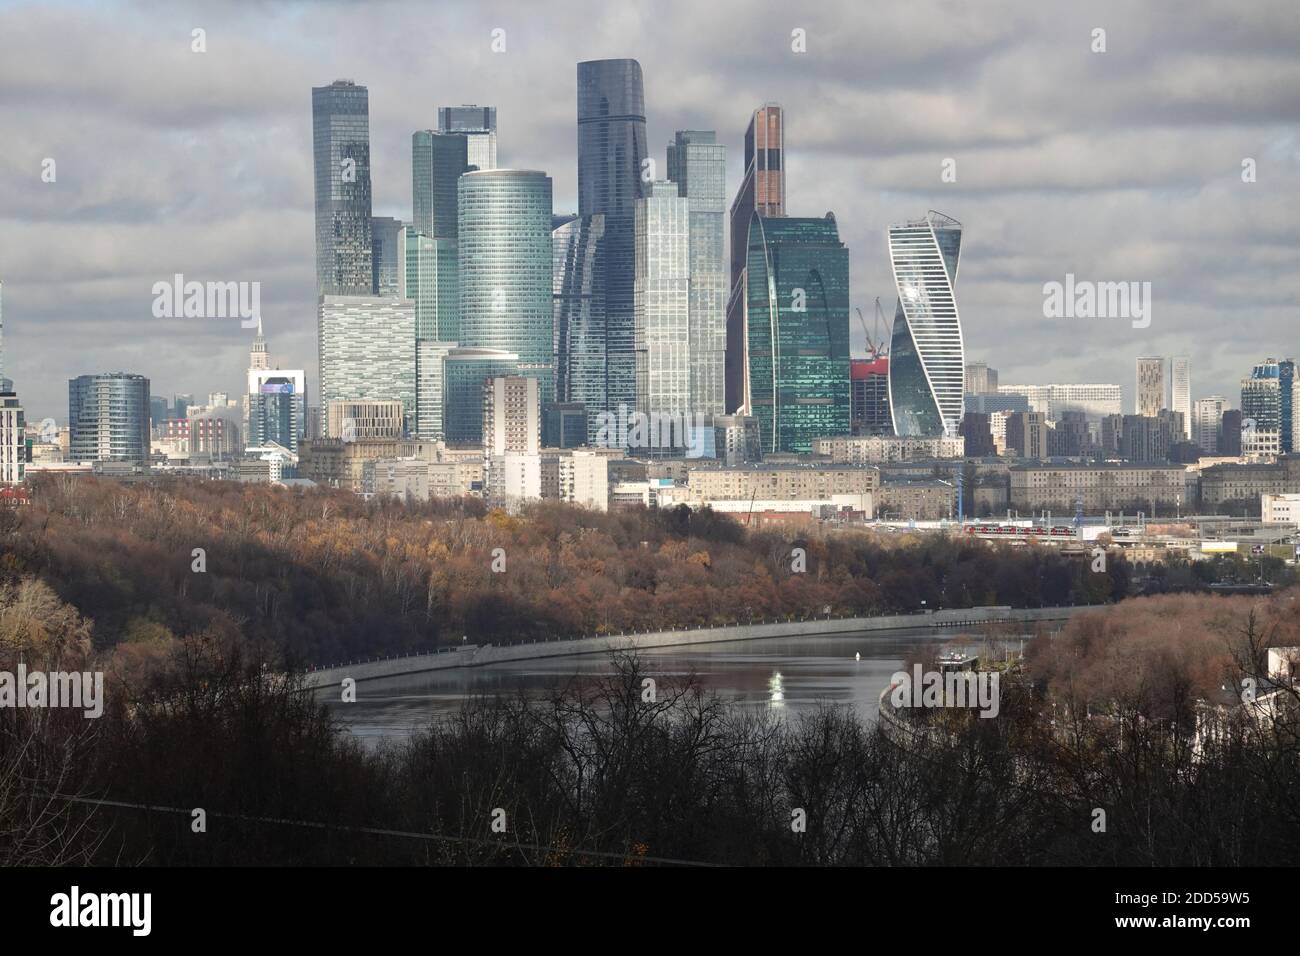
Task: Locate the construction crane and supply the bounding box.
[855,297,891,361]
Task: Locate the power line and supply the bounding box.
[40,792,724,868]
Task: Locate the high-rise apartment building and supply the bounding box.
[1170,357,1191,439]
[0,392,24,485]
[312,80,373,295]
[1135,356,1165,417]
[438,105,497,172]
[69,373,151,467]
[725,104,784,413]
[667,130,727,416]
[484,375,541,457]
[1005,411,1048,459]
[744,213,850,454]
[458,170,554,400]
[577,60,648,416]
[634,181,691,418]
[887,212,965,438]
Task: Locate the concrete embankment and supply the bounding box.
[304,604,1097,689]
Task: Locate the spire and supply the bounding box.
[249,317,269,371]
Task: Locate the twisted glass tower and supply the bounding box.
[887,211,965,438]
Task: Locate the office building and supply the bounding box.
[997,383,1122,422]
[543,402,588,449]
[412,130,469,239]
[744,214,850,454]
[1192,396,1227,455]
[851,358,891,436]
[458,170,554,399]
[312,80,373,295]
[370,216,403,295]
[1242,358,1299,454]
[326,399,404,440]
[964,362,998,396]
[69,373,151,467]
[552,213,606,432]
[443,347,520,445]
[438,105,497,172]
[577,59,648,414]
[667,130,727,416]
[317,295,416,432]
[887,212,965,438]
[415,339,456,440]
[725,104,785,413]
[634,181,691,419]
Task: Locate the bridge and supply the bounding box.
[303,604,1094,689]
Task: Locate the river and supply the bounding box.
[322,624,1044,743]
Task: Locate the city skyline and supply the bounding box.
[2,0,1298,420]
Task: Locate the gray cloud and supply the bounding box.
[1,0,1297,419]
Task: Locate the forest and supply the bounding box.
[4,475,1134,671]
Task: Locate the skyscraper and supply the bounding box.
[69,373,151,467]
[412,130,469,239]
[1170,356,1191,439]
[458,170,554,400]
[553,214,607,430]
[1136,356,1165,417]
[400,227,458,342]
[667,130,727,416]
[964,362,998,396]
[744,213,850,454]
[726,104,785,413]
[317,296,416,432]
[312,80,373,296]
[577,59,648,415]
[370,216,403,296]
[1242,358,1300,453]
[887,212,965,438]
[634,181,691,418]
[438,105,497,172]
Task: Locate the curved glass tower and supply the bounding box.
[744,212,850,454]
[887,211,965,437]
[457,170,554,401]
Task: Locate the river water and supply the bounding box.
[322,624,1041,743]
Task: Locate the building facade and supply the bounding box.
[69,373,151,467]
[317,295,416,432]
[634,181,691,419]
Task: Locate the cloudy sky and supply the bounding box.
[2,0,1298,421]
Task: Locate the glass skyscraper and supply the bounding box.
[457,170,554,400]
[400,227,458,342]
[887,211,966,438]
[634,181,691,417]
[744,213,850,454]
[69,373,151,466]
[577,59,647,415]
[1242,358,1299,453]
[370,216,403,296]
[726,104,785,413]
[437,105,497,172]
[412,130,469,239]
[443,347,519,445]
[553,213,607,433]
[312,80,374,296]
[667,130,727,417]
